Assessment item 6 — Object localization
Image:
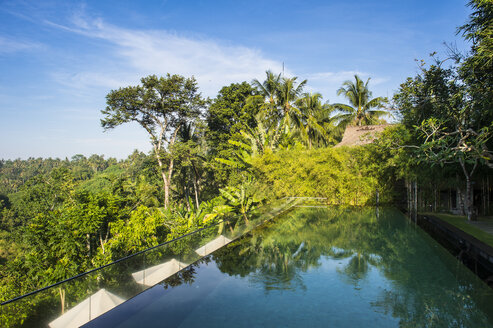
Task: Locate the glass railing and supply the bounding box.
[1,197,301,328]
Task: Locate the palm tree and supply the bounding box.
[276,76,307,133]
[295,93,335,148]
[251,70,281,105]
[332,75,388,127]
[249,71,307,140]
[248,71,282,132]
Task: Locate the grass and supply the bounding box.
[421,212,493,248]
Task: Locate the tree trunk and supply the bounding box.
[155,155,174,210]
[184,182,191,211]
[433,185,438,212]
[448,188,451,211]
[100,233,105,254]
[193,176,199,209]
[166,161,174,209]
[414,180,418,213]
[191,162,200,209]
[242,211,250,225]
[483,177,486,215]
[407,180,411,213]
[459,158,477,221]
[465,175,472,221]
[162,170,170,209]
[486,175,490,215]
[458,188,465,215]
[154,148,170,209]
[59,288,65,314]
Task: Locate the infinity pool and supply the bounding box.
[85,207,493,327]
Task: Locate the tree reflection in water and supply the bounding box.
[211,206,493,327]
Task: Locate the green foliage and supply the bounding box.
[206,82,259,187]
[2,5,493,322]
[93,205,167,264]
[252,147,385,205]
[393,48,493,219]
[332,75,388,127]
[102,74,206,208]
[249,71,339,151]
[295,93,338,148]
[458,0,493,73]
[219,181,263,224]
[457,0,493,157]
[207,82,258,155]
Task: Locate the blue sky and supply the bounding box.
[0,0,471,159]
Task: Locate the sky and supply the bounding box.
[0,0,472,160]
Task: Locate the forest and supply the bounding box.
[0,0,492,311]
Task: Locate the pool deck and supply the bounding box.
[468,220,493,236]
[420,212,493,248]
[416,213,493,285]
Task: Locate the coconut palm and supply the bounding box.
[295,93,335,148]
[332,75,388,127]
[249,71,307,141]
[276,76,307,133]
[248,71,282,131]
[251,70,281,105]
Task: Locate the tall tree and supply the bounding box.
[101,74,205,208]
[249,71,307,139]
[206,82,258,156]
[332,75,388,127]
[207,82,258,187]
[251,70,281,106]
[276,77,307,133]
[394,60,493,220]
[295,93,335,148]
[457,0,493,147]
[174,121,207,209]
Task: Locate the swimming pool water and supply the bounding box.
[85,207,493,327]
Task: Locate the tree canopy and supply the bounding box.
[332,75,388,127]
[101,74,205,208]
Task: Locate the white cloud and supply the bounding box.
[307,70,389,85]
[306,70,365,83]
[46,15,390,103]
[0,36,42,54]
[51,71,127,91]
[47,16,287,97]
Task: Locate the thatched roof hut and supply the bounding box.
[334,124,391,147]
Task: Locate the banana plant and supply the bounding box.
[219,183,262,225]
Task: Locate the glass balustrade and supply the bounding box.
[1,198,298,328]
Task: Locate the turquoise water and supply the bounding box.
[86,207,493,327]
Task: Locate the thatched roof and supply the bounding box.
[334,124,391,147]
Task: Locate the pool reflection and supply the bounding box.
[87,207,493,328]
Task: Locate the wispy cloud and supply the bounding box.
[51,71,128,92]
[0,36,42,54]
[307,71,389,85]
[46,14,287,97]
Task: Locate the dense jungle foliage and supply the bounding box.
[0,0,491,317]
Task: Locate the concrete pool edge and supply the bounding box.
[414,213,493,286]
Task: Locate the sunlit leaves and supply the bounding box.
[332,75,388,127]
